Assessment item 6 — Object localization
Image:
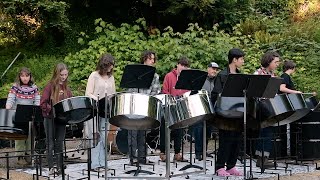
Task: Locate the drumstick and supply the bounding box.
[302,93,315,95]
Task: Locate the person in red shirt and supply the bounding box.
[40,63,72,176]
[159,57,190,162]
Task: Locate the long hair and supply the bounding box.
[140,50,157,64]
[15,67,34,86]
[50,63,69,104]
[96,53,115,76]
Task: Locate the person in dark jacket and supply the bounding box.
[193,62,219,160]
[211,48,245,176]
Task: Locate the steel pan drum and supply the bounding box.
[305,96,318,109]
[54,96,96,124]
[108,93,162,130]
[215,96,245,118]
[210,96,258,131]
[0,109,27,140]
[260,94,295,128]
[272,93,310,126]
[170,90,214,129]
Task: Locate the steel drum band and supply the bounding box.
[0,91,316,142]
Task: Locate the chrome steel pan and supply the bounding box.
[0,109,27,140]
[54,96,96,124]
[108,93,162,130]
[260,94,295,128]
[272,93,310,126]
[169,90,214,129]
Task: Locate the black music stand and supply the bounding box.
[174,69,208,171]
[116,64,156,176]
[221,74,282,179]
[15,104,43,166]
[0,98,7,108]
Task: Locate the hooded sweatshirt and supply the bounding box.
[162,69,189,96]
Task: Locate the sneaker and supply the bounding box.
[173,153,187,162]
[159,153,166,162]
[17,157,28,166]
[226,167,242,176]
[256,156,274,169]
[48,168,55,176]
[216,168,231,176]
[195,154,202,161]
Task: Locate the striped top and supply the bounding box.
[6,83,40,109]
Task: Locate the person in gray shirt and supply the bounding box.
[193,62,219,160]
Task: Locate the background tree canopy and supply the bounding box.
[0,0,319,98]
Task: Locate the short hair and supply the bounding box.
[96,53,115,76]
[140,50,157,64]
[177,56,190,67]
[228,48,245,64]
[283,60,296,72]
[261,51,280,68]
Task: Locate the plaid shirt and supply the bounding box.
[254,67,276,77]
[126,73,161,95]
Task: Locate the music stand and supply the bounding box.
[174,69,208,171]
[106,64,156,177]
[221,74,281,179]
[0,98,7,108]
[15,104,43,166]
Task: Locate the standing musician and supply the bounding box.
[211,48,245,176]
[40,63,72,175]
[84,53,116,167]
[254,51,301,169]
[5,67,40,166]
[193,62,219,161]
[126,50,161,164]
[159,57,190,162]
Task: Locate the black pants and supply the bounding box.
[128,130,146,162]
[216,129,241,170]
[159,117,183,154]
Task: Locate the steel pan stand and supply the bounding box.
[220,74,282,179]
[15,104,43,167]
[179,125,203,171]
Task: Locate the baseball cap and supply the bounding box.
[208,62,219,68]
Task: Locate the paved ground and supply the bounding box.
[1,138,320,179]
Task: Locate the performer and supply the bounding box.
[40,63,72,175]
[280,60,298,91]
[211,48,245,176]
[159,57,190,162]
[84,53,116,168]
[254,52,301,169]
[193,62,219,160]
[6,67,40,166]
[84,54,115,147]
[127,50,161,164]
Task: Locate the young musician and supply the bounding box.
[84,53,116,167]
[211,48,245,176]
[6,67,40,166]
[254,52,301,169]
[127,50,161,164]
[84,54,116,146]
[193,62,219,160]
[159,57,190,162]
[40,63,72,175]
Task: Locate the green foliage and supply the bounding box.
[0,54,61,98]
[65,19,240,95]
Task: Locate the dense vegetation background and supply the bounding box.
[0,0,319,97]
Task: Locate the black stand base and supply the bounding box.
[125,166,155,176]
[179,164,203,171]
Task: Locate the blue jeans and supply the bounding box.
[192,121,212,155]
[255,126,273,157]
